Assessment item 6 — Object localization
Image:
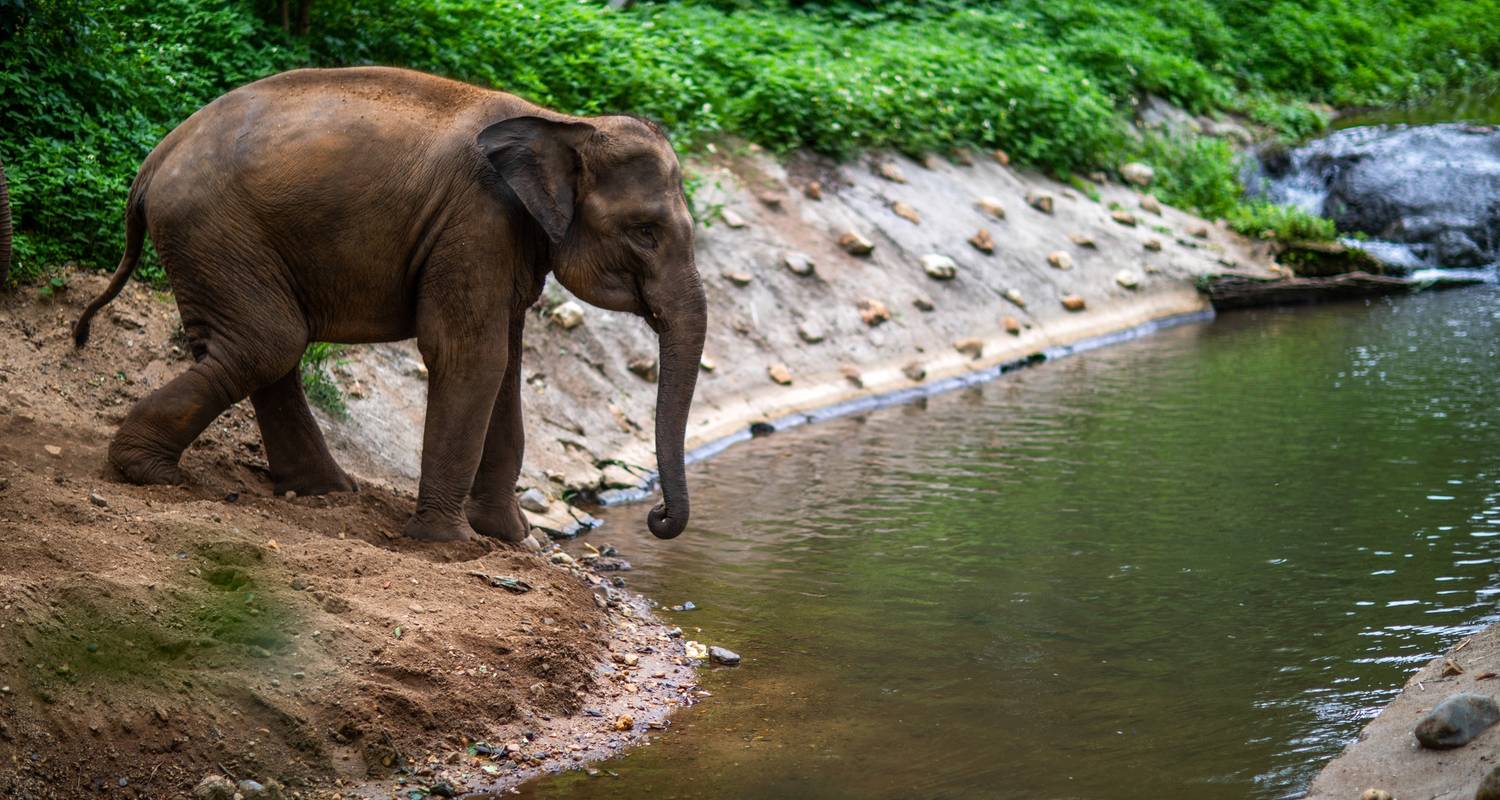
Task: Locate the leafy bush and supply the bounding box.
[1227,201,1339,242]
[300,342,348,418]
[1129,134,1242,220]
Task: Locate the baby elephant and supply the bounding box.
[74,67,706,542]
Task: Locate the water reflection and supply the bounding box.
[522,288,1500,800]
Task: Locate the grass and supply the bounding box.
[7,0,1496,283]
[300,342,348,418]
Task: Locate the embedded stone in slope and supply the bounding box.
[920,254,958,280]
[954,337,984,359]
[969,229,995,254]
[699,355,717,372]
[1068,233,1097,248]
[720,209,748,229]
[1027,191,1055,214]
[876,161,907,183]
[1047,251,1074,271]
[902,362,926,381]
[1061,295,1087,312]
[797,321,826,344]
[1115,269,1142,289]
[628,356,658,382]
[1140,194,1163,215]
[1111,210,1138,227]
[992,149,1010,166]
[724,271,753,286]
[783,251,816,276]
[548,301,585,330]
[891,201,921,224]
[976,196,1007,220]
[1003,315,1022,335]
[804,181,823,200]
[1120,161,1155,186]
[1003,288,1026,308]
[857,298,890,326]
[912,295,935,312]
[1143,238,1163,252]
[838,231,875,256]
[841,365,864,387]
[767,364,793,385]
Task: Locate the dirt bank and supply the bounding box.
[0,279,696,798]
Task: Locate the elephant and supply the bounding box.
[72,66,707,542]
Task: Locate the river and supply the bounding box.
[524,287,1500,799]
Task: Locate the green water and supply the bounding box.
[1335,85,1500,128]
[527,288,1500,800]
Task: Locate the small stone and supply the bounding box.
[548,301,584,330]
[1476,765,1500,800]
[804,181,823,200]
[88,492,108,508]
[518,488,550,513]
[954,338,984,359]
[699,355,716,372]
[1143,238,1163,252]
[1003,289,1026,309]
[192,774,236,800]
[44,445,61,457]
[1120,162,1155,186]
[1068,233,1096,248]
[1026,191,1054,214]
[891,201,921,224]
[1415,692,1500,749]
[627,356,658,382]
[1360,790,1393,800]
[902,362,926,382]
[912,296,935,312]
[797,321,825,344]
[840,365,864,387]
[767,364,793,385]
[756,192,782,209]
[1140,194,1163,215]
[1114,270,1142,290]
[1047,251,1074,271]
[951,149,975,166]
[724,271,753,287]
[1111,210,1138,227]
[992,149,1010,166]
[709,646,742,666]
[782,251,816,276]
[1003,316,1022,335]
[613,714,634,732]
[1189,224,1210,239]
[1061,295,1087,312]
[236,780,266,797]
[920,254,957,281]
[720,209,748,229]
[968,229,995,254]
[838,231,875,256]
[856,298,890,326]
[975,196,1006,220]
[876,161,907,183]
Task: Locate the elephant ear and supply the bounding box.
[478,116,595,244]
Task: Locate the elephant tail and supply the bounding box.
[1,156,12,289]
[74,181,147,348]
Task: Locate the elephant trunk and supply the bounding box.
[646,275,707,540]
[1,157,11,287]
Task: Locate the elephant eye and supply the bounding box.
[630,223,659,249]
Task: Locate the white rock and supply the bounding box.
[1115,269,1143,289]
[518,488,550,513]
[548,301,584,330]
[1120,162,1155,186]
[920,254,957,280]
[1047,251,1074,270]
[797,321,826,343]
[976,196,1006,219]
[782,251,816,276]
[720,209,748,228]
[1003,288,1026,308]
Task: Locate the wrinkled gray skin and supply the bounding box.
[72,67,707,542]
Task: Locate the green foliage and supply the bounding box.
[1227,201,1339,242]
[300,342,348,418]
[1129,134,1242,219]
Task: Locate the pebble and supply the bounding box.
[782,251,816,276]
[613,714,634,732]
[891,201,921,224]
[518,488,550,513]
[756,192,782,209]
[1360,790,1393,800]
[912,295,935,312]
[1026,191,1054,215]
[954,338,984,359]
[804,181,823,200]
[1120,161,1156,186]
[1415,692,1500,749]
[723,271,753,287]
[797,322,826,344]
[920,254,957,280]
[720,209,748,229]
[88,492,108,508]
[1143,238,1163,252]
[902,362,926,382]
[838,231,875,256]
[1003,316,1022,335]
[1140,194,1163,215]
[236,779,266,797]
[1068,232,1097,248]
[1114,270,1143,290]
[699,355,717,372]
[1111,210,1138,227]
[548,301,584,330]
[975,196,1006,220]
[841,365,864,387]
[1189,224,1211,239]
[1003,288,1026,308]
[1046,251,1074,271]
[968,229,995,254]
[709,646,742,666]
[992,149,1010,166]
[44,445,61,457]
[767,364,793,386]
[1061,295,1087,312]
[627,356,658,382]
[857,298,890,326]
[876,161,907,183]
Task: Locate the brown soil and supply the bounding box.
[0,273,695,799]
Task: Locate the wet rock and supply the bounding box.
[782,251,816,277]
[902,362,926,382]
[976,196,1006,220]
[1111,210,1138,227]
[1068,232,1096,248]
[876,162,908,183]
[1003,288,1026,309]
[1002,316,1022,335]
[1139,194,1163,215]
[797,321,826,344]
[804,181,823,200]
[548,301,584,330]
[1026,191,1055,215]
[720,209,748,229]
[954,337,984,359]
[724,271,753,287]
[1476,765,1500,800]
[920,254,957,280]
[1414,692,1500,749]
[88,492,108,508]
[627,356,658,382]
[968,229,995,254]
[1061,295,1087,312]
[891,201,921,224]
[192,774,236,800]
[699,355,717,372]
[709,646,741,666]
[1143,238,1163,252]
[518,488,550,514]
[1114,270,1143,290]
[857,298,890,326]
[1120,162,1155,186]
[838,231,875,256]
[992,149,1010,166]
[767,364,793,386]
[1047,251,1074,271]
[912,295,935,312]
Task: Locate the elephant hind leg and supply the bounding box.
[250,367,356,496]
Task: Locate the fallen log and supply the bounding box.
[1198,270,1484,311]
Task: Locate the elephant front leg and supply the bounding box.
[404,324,509,543]
[467,318,530,542]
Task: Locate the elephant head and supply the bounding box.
[479,114,707,539]
[1,157,11,287]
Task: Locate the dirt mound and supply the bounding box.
[0,273,694,798]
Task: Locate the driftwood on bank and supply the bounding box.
[1200,270,1483,310]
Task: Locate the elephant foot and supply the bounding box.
[467,500,531,543]
[272,468,357,497]
[109,439,185,485]
[402,511,478,543]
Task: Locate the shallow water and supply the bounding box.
[1334,85,1500,128]
[526,288,1500,800]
